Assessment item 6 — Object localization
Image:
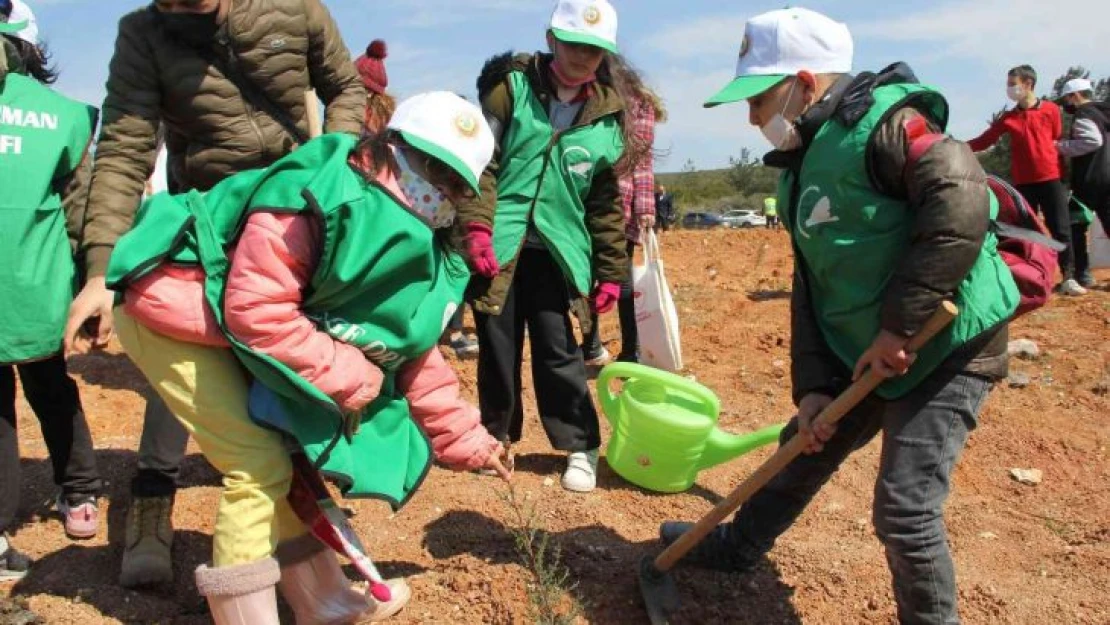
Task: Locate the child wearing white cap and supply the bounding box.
[459,0,649,493]
[2,0,104,580]
[105,92,511,625]
[1057,77,1110,288]
[660,8,1019,624]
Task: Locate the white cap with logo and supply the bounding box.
[1060,78,1093,98]
[549,0,618,54]
[0,0,38,46]
[387,92,495,196]
[705,7,852,108]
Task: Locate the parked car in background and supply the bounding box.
[681,212,726,229]
[721,209,767,229]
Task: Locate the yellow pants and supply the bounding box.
[115,309,306,566]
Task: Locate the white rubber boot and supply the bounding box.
[277,534,411,624]
[194,558,281,625]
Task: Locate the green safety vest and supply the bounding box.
[493,71,624,295]
[107,134,471,508]
[779,83,1019,399]
[0,73,96,363]
[763,197,778,217]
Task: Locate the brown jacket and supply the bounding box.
[776,66,1008,405]
[458,52,628,334]
[81,0,365,277]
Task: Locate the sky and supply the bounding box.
[28,0,1110,172]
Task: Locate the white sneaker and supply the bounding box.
[1059,279,1088,297]
[561,449,600,493]
[584,348,612,367]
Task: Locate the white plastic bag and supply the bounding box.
[633,230,683,371]
[1092,218,1110,269]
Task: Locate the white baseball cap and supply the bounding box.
[549,0,618,54]
[0,0,38,46]
[387,92,495,196]
[1060,78,1093,97]
[705,7,852,108]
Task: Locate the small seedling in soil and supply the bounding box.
[498,485,583,625]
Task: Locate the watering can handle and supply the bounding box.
[596,362,720,426]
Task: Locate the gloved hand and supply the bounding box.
[592,282,621,314]
[465,223,500,278]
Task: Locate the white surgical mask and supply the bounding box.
[392,146,456,229]
[1006,85,1026,102]
[760,79,803,151]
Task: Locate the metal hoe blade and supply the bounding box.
[638,554,680,624]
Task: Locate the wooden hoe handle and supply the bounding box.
[653,301,959,572]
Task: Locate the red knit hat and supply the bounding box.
[356,39,389,94]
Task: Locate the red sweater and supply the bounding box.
[968,99,1063,185]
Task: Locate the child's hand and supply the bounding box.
[465,223,499,278]
[591,282,621,314]
[853,330,916,381]
[482,445,513,482]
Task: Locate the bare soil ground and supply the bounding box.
[3,228,1108,624]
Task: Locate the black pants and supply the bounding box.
[1,353,102,532]
[131,395,190,498]
[1016,180,1074,278]
[584,240,638,361]
[474,248,601,451]
[1072,223,1091,280]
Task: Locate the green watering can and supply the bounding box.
[597,363,784,494]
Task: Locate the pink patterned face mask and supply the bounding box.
[392,146,455,229]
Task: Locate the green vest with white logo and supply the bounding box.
[107,134,471,508]
[0,73,96,364]
[779,83,1019,399]
[493,71,624,296]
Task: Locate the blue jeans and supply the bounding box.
[727,369,991,625]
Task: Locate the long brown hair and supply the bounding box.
[604,54,666,177]
[363,92,397,135]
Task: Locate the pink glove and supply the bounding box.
[592,282,621,314]
[465,223,500,278]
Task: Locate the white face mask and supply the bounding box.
[392,146,456,229]
[1006,85,1026,102]
[760,79,803,151]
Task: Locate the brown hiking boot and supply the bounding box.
[119,495,175,587]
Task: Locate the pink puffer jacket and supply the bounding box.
[122,168,500,472]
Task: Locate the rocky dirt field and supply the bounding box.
[2,228,1108,624]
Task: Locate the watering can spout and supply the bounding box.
[696,424,784,471]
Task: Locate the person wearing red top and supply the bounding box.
[968,65,1085,295]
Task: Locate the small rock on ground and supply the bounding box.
[1010,468,1043,485]
[1008,339,1041,361]
[1008,372,1032,389]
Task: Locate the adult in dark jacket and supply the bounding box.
[1057,78,1110,288]
[659,9,1018,624]
[654,184,674,231]
[61,0,366,588]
